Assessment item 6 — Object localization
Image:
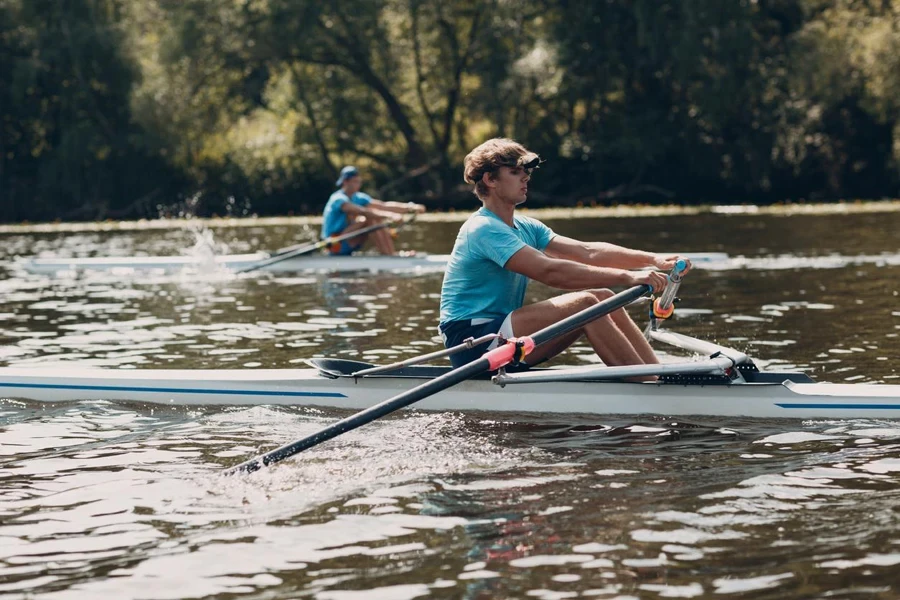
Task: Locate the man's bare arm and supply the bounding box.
[340,202,402,221]
[368,199,426,215]
[545,236,691,273]
[504,245,667,292]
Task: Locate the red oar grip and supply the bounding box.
[484,337,536,371]
[652,297,675,320]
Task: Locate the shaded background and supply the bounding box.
[2,0,900,223]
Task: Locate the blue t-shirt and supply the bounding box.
[439,207,556,325]
[321,191,373,238]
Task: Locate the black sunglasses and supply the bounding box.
[521,156,541,174]
[487,156,542,177]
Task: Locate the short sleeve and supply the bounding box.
[330,191,348,210]
[520,216,555,251]
[469,218,526,267]
[354,192,372,207]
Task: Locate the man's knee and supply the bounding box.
[580,289,617,326]
[588,288,614,301]
[574,290,601,309]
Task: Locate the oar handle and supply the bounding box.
[652,259,687,319]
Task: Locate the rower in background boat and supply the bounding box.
[322,165,426,256]
[439,138,693,371]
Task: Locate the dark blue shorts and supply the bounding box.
[439,317,508,368]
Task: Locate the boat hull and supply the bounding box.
[1,365,898,419]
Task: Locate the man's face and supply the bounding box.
[343,175,362,194]
[491,165,531,205]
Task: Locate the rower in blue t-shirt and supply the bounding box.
[438,138,692,372]
[320,166,427,256]
[439,206,554,331]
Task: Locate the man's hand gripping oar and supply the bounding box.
[223,282,660,476]
[644,258,690,338]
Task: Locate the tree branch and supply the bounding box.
[410,1,441,148]
[288,63,337,180]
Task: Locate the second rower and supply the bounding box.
[322,165,426,256]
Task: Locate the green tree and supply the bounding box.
[0,0,179,222]
[129,0,550,211]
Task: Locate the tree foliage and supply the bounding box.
[0,0,180,222]
[1,0,899,222]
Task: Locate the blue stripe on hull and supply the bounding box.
[0,382,346,398]
[777,403,900,410]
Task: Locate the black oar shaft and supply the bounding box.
[223,284,650,476]
[223,356,489,475]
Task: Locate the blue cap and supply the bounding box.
[335,165,359,187]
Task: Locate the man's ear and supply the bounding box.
[481,171,496,189]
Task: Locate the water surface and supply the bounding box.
[1,208,899,599]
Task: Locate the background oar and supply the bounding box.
[235,219,398,274]
[223,283,650,476]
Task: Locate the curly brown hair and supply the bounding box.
[463,138,540,200]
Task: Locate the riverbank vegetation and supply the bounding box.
[2,0,899,222]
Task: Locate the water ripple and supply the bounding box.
[1,213,899,598]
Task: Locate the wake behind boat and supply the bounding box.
[1,329,897,419]
[16,252,453,275]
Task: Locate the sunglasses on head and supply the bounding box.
[485,155,542,178]
[520,156,541,174]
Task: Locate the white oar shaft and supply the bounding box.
[352,333,499,377]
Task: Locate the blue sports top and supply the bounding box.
[439,207,556,325]
[321,190,372,238]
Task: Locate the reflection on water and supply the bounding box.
[0,209,899,599]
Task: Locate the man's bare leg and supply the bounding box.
[338,219,372,249]
[509,290,657,377]
[609,307,659,364]
[369,226,396,255]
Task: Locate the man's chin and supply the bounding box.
[515,196,527,206]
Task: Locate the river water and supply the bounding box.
[1,207,899,599]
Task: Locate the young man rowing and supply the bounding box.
[439,138,691,370]
[321,165,426,255]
